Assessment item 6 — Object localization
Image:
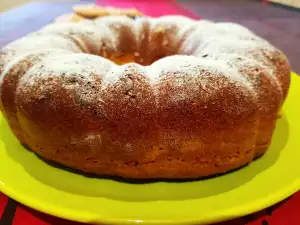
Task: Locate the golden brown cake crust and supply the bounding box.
[55,13,85,23]
[0,16,291,179]
[55,5,143,24]
[72,4,143,18]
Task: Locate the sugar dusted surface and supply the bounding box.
[5,34,82,55]
[20,53,114,87]
[148,55,255,104]
[1,15,287,110]
[0,49,70,86]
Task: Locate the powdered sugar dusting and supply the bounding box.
[206,53,274,80]
[147,55,255,104]
[194,36,281,93]
[6,34,82,55]
[1,15,288,110]
[102,62,148,87]
[102,63,127,86]
[94,16,136,53]
[39,22,102,54]
[0,49,70,86]
[177,20,213,55]
[20,53,113,87]
[149,55,250,85]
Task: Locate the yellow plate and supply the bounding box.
[0,73,300,225]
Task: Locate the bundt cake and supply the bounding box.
[0,16,291,179]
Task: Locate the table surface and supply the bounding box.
[0,0,299,224]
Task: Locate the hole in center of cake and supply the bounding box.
[98,25,176,65]
[107,53,139,65]
[102,52,173,66]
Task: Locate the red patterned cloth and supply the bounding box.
[1,0,299,224]
[1,191,300,225]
